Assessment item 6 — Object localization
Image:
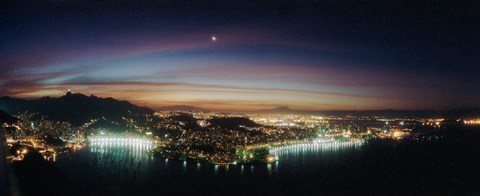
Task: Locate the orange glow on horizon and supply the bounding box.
[9,82,419,111]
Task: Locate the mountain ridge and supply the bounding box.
[257,107,480,118]
[156,105,209,112]
[0,93,154,129]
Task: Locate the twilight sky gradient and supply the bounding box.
[1,1,479,111]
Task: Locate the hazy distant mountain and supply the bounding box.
[255,106,301,114]
[157,105,209,112]
[0,109,17,124]
[256,107,480,118]
[269,106,297,113]
[0,92,154,129]
[318,109,480,118]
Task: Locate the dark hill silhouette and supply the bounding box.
[208,117,260,130]
[0,93,153,129]
[207,117,262,136]
[0,109,17,124]
[168,113,205,131]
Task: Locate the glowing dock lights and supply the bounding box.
[269,139,364,154]
[88,136,154,149]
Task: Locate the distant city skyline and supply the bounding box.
[1,1,479,111]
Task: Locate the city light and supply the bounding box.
[269,139,364,154]
[465,119,480,125]
[88,136,154,149]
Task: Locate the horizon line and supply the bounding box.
[2,93,479,113]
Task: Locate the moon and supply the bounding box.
[211,36,216,41]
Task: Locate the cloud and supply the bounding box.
[2,24,475,110]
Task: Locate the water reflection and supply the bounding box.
[270,140,363,155]
[55,139,365,195]
[267,163,272,175]
[83,137,363,179]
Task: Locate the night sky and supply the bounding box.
[1,1,479,111]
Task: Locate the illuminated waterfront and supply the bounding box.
[88,136,154,149]
[269,139,364,154]
[5,108,479,195]
[5,126,480,195]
